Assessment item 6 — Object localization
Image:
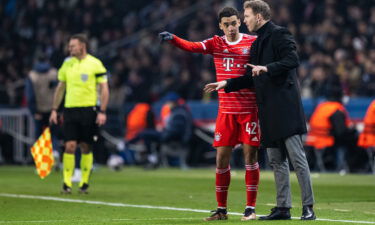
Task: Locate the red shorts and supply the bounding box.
[213,111,260,147]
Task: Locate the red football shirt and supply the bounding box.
[170,33,257,114]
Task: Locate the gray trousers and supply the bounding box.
[267,134,315,208]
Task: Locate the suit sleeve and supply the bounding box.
[169,35,214,54]
[224,71,254,93]
[266,28,300,77]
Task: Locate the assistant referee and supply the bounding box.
[49,33,109,194]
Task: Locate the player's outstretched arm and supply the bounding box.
[158,31,207,53]
[159,31,174,41]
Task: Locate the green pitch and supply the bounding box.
[0,166,374,224]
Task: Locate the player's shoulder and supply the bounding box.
[202,35,220,43]
[242,33,257,41]
[209,35,226,44]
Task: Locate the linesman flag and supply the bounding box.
[31,127,54,179]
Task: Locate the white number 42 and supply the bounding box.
[246,122,257,135]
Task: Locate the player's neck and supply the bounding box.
[226,33,240,42]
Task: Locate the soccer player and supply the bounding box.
[49,34,109,194]
[159,7,259,221]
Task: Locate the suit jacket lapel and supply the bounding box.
[249,22,274,64]
[256,30,272,64]
[250,39,258,64]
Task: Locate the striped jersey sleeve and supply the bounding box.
[211,34,258,114]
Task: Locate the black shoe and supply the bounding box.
[241,207,256,221]
[203,208,228,221]
[259,207,291,220]
[301,205,316,220]
[79,183,89,194]
[61,183,72,194]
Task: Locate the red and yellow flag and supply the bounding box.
[31,127,54,179]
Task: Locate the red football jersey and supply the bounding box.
[170,33,257,114]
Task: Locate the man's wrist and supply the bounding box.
[99,109,106,114]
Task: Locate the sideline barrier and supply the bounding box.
[0,108,35,164]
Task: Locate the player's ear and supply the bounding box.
[219,22,224,31]
[256,14,262,22]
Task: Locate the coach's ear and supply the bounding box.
[159,31,174,41]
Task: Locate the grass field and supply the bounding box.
[0,166,374,225]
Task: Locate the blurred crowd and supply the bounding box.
[0,0,374,108]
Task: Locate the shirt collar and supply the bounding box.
[255,21,270,37]
[225,33,243,45]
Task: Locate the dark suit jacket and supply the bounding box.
[225,21,307,147]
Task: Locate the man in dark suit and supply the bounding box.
[204,0,315,220]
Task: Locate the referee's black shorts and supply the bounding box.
[63,107,98,144]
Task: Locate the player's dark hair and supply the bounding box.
[244,0,271,21]
[218,7,240,22]
[70,33,89,49]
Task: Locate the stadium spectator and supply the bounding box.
[125,102,155,143]
[25,55,57,136]
[49,33,109,194]
[358,100,375,173]
[127,93,193,168]
[160,6,261,221]
[306,86,351,173]
[0,74,10,105]
[107,74,126,108]
[357,60,375,97]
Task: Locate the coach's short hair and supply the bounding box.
[70,33,89,48]
[218,7,240,22]
[244,0,271,21]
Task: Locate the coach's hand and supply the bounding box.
[247,64,268,76]
[204,80,227,93]
[49,110,58,124]
[159,31,174,41]
[96,112,106,126]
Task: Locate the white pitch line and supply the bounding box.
[0,220,65,224]
[1,193,375,224]
[334,209,351,212]
[0,218,198,224]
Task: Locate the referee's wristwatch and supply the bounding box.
[98,109,106,114]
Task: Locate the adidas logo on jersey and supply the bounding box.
[223,49,229,53]
[251,136,259,142]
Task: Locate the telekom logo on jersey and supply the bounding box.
[223,57,246,71]
[223,58,234,71]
